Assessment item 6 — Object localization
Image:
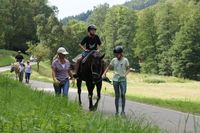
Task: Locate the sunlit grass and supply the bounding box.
[102,72,200,114]
[0,49,28,67]
[0,75,160,133]
[103,72,200,101]
[31,61,53,83]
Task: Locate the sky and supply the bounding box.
[48,0,129,19]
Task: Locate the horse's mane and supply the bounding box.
[13,62,20,66]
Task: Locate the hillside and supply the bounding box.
[124,0,159,10]
[61,0,159,24]
[0,49,28,67]
[61,10,92,24]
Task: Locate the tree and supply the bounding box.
[104,6,139,70]
[135,8,158,74]
[0,0,54,52]
[155,3,179,76]
[27,42,50,72]
[34,13,65,61]
[124,0,159,10]
[171,4,200,80]
[0,0,7,48]
[87,3,110,50]
[63,20,87,60]
[61,10,92,24]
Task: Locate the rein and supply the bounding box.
[82,50,96,63]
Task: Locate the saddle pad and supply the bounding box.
[72,54,82,63]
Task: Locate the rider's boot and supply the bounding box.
[73,58,82,78]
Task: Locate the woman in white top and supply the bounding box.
[25,60,32,83]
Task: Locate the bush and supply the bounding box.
[144,78,166,84]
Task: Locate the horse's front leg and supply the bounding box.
[93,81,102,111]
[86,81,95,111]
[15,72,18,80]
[96,81,102,100]
[77,79,82,105]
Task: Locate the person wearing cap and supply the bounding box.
[52,47,73,96]
[74,24,102,77]
[15,50,24,63]
[25,60,32,84]
[102,46,130,116]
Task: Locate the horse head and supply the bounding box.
[10,63,20,73]
[91,52,105,83]
[10,63,15,72]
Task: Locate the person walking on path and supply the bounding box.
[52,47,73,96]
[25,60,32,83]
[15,50,24,63]
[102,46,130,116]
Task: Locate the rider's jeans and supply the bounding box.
[113,80,127,113]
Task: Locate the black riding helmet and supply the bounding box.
[113,46,123,54]
[88,24,97,32]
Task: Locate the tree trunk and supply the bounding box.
[37,61,40,72]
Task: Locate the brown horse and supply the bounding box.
[10,62,25,82]
[73,51,105,111]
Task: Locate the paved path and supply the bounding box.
[0,65,10,72]
[0,62,36,72]
[1,66,200,133]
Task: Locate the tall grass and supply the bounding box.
[0,75,160,132]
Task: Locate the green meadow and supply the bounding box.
[0,49,28,67]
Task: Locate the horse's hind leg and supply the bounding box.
[19,72,23,82]
[77,79,82,105]
[15,71,18,80]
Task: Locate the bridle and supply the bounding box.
[91,58,103,84]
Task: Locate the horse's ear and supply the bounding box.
[100,54,105,59]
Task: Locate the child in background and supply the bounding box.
[25,60,32,83]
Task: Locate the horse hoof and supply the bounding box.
[89,106,94,111]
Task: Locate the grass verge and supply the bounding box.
[0,75,160,132]
[31,61,53,83]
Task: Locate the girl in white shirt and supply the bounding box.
[25,60,32,83]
